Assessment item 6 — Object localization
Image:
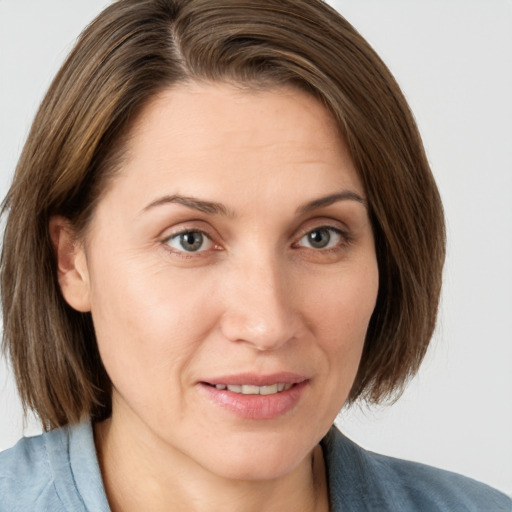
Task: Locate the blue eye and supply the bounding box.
[165,231,213,252]
[297,227,344,250]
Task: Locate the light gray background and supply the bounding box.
[1,0,511,496]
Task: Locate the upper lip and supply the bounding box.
[201,372,309,387]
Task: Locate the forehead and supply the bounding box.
[101,81,363,211]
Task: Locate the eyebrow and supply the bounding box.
[296,190,367,215]
[142,194,232,216]
[141,189,366,217]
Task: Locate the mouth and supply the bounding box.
[203,382,294,395]
[198,374,309,420]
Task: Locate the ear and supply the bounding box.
[49,216,92,312]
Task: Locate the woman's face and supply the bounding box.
[63,82,378,480]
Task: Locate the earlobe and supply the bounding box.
[49,216,92,312]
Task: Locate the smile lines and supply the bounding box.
[210,383,293,395]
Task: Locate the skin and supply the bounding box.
[52,82,379,512]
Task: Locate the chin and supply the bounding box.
[194,429,317,482]
[211,452,307,482]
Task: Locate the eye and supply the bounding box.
[165,230,213,253]
[296,227,345,250]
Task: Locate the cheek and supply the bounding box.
[305,259,378,342]
[304,259,378,392]
[87,254,218,403]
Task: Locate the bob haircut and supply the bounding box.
[1,0,445,429]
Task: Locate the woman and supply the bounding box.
[0,0,510,510]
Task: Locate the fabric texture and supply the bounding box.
[0,420,510,511]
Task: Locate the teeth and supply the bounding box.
[241,385,260,395]
[214,383,293,395]
[259,384,278,395]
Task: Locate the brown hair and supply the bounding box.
[1,0,445,429]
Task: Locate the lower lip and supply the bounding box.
[199,381,308,420]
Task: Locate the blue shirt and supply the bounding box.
[0,420,510,511]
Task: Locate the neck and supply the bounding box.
[94,415,329,512]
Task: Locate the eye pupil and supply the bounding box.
[308,229,330,249]
[180,232,203,251]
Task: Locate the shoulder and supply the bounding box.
[369,449,511,511]
[322,426,512,512]
[0,429,64,511]
[0,421,106,512]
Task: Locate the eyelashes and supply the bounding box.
[162,224,352,258]
[294,227,349,251]
[165,230,214,253]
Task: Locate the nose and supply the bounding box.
[218,254,303,351]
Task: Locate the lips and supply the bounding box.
[201,371,307,387]
[209,383,293,395]
[199,373,309,420]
